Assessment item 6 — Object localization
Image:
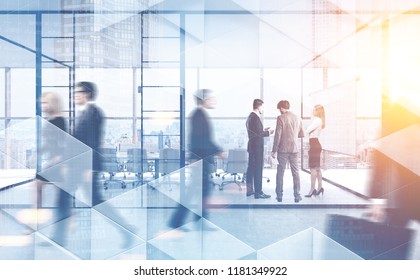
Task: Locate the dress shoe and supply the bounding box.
[276,197,282,202]
[304,189,317,197]
[246,192,255,197]
[254,193,271,199]
[316,188,324,196]
[294,195,302,203]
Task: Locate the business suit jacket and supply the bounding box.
[189,107,222,160]
[246,111,270,194]
[246,112,269,155]
[272,111,304,154]
[73,103,104,171]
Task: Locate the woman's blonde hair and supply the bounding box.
[42,92,63,115]
[314,104,325,129]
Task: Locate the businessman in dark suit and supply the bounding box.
[169,89,224,229]
[246,99,273,198]
[65,81,134,248]
[73,81,105,205]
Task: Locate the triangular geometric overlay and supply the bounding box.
[1,116,96,235]
[37,117,93,207]
[36,208,92,260]
[325,214,415,260]
[145,159,258,260]
[89,209,145,260]
[93,196,146,257]
[257,228,362,260]
[36,207,145,260]
[148,159,203,219]
[0,117,37,171]
[108,243,147,260]
[33,232,79,260]
[148,218,255,260]
[1,208,54,233]
[372,124,420,176]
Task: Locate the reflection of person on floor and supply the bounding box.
[369,151,420,226]
[245,99,273,199]
[53,82,134,248]
[169,89,224,230]
[271,100,304,203]
[368,103,420,228]
[366,101,420,259]
[304,104,325,198]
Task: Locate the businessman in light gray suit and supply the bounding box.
[271,100,304,203]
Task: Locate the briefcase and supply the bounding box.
[326,214,414,260]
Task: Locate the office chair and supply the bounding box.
[126,148,150,187]
[210,158,221,189]
[219,149,248,190]
[99,147,126,190]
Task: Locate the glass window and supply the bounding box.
[198,68,261,118]
[76,68,134,118]
[11,69,36,117]
[0,69,4,118]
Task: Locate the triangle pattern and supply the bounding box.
[89,209,145,260]
[257,227,362,260]
[33,232,79,260]
[372,124,420,176]
[148,218,255,259]
[148,160,203,218]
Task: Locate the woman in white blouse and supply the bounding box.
[305,104,325,197]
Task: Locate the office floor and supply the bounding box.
[0,168,419,260]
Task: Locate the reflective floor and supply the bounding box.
[1,168,419,260]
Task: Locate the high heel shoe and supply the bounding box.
[316,188,324,196]
[304,189,317,197]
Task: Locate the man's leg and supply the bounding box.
[246,152,255,196]
[276,152,288,201]
[52,186,72,246]
[289,152,301,202]
[254,150,264,195]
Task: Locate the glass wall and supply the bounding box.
[1,1,420,260]
[1,6,418,197]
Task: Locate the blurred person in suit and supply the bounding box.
[245,99,273,199]
[304,104,326,198]
[33,92,74,246]
[271,100,304,203]
[368,100,420,228]
[52,81,135,248]
[35,92,67,208]
[169,89,225,230]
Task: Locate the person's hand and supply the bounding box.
[265,127,274,134]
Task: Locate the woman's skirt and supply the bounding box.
[309,138,322,168]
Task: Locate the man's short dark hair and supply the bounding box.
[253,99,264,110]
[277,100,290,110]
[76,81,98,101]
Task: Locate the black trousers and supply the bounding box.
[246,149,264,194]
